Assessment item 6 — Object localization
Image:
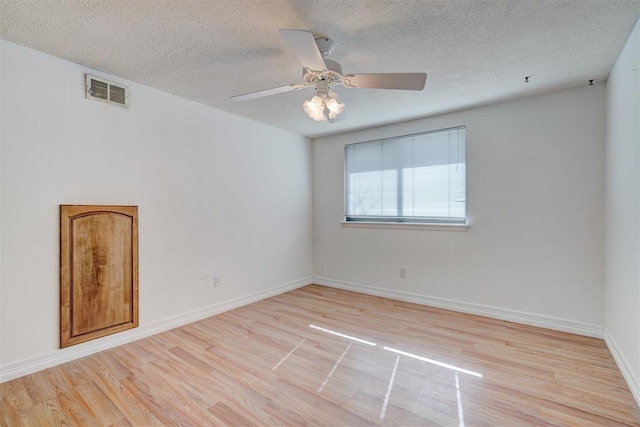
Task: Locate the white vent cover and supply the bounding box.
[85,74,129,108]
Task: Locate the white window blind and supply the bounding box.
[344,126,466,224]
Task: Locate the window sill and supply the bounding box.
[341,221,470,231]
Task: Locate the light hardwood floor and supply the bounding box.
[2,284,639,426]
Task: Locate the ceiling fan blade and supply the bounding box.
[279,29,327,72]
[342,73,427,90]
[230,83,309,101]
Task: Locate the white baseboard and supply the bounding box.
[0,276,312,383]
[313,276,604,338]
[604,329,640,407]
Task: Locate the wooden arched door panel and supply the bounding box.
[60,205,138,347]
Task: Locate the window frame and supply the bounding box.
[343,126,468,228]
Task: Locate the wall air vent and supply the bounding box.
[85,74,129,108]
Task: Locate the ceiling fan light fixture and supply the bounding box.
[303,87,345,122]
[325,91,345,115]
[303,96,327,121]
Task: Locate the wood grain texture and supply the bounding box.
[3,285,639,426]
[60,205,138,348]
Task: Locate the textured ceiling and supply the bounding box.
[1,1,639,138]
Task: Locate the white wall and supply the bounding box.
[605,18,640,403]
[0,40,312,376]
[313,84,606,334]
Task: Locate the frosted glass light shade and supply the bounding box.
[303,90,345,122]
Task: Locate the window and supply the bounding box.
[344,126,466,224]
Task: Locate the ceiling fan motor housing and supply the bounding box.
[303,59,343,82]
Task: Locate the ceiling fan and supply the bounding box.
[230,29,427,122]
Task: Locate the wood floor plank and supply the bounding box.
[119,373,194,426]
[3,378,30,407]
[23,399,72,426]
[88,365,164,427]
[1,284,639,426]
[127,364,218,426]
[208,401,258,427]
[74,381,123,425]
[55,388,99,426]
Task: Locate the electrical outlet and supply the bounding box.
[400,268,406,278]
[213,276,221,287]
